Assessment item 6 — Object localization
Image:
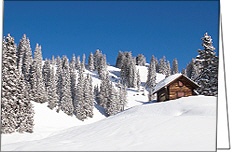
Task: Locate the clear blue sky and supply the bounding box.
[3,1,219,71]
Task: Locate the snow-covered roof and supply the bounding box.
[152,73,199,94]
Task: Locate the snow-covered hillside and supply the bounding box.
[1,65,216,151]
[2,96,216,151]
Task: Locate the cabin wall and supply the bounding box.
[157,88,168,102]
[168,78,193,100]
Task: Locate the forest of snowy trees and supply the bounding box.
[1,32,218,134]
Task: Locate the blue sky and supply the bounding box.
[3,1,219,71]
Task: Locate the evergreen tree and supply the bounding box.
[172,58,179,74]
[136,54,146,66]
[17,34,33,78]
[88,52,94,71]
[116,51,124,68]
[83,74,94,118]
[47,65,58,110]
[158,56,168,76]
[94,49,102,70]
[118,83,127,111]
[16,75,34,133]
[81,54,86,72]
[2,34,34,133]
[195,33,218,96]
[186,59,199,80]
[137,70,141,92]
[166,60,171,77]
[75,65,86,120]
[60,56,74,115]
[146,55,157,90]
[55,56,63,112]
[70,54,77,110]
[181,68,187,76]
[120,52,137,88]
[97,54,107,80]
[42,59,51,92]
[75,55,81,71]
[33,44,47,103]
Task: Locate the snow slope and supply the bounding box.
[2,96,216,151]
[1,65,216,151]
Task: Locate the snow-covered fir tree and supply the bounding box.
[195,32,218,96]
[75,64,86,120]
[146,55,157,90]
[181,68,187,76]
[120,52,137,88]
[172,58,179,74]
[31,44,47,103]
[47,64,59,110]
[88,52,94,71]
[1,34,34,134]
[75,55,81,71]
[81,54,86,72]
[117,82,127,112]
[115,51,125,68]
[60,56,74,116]
[70,54,77,109]
[55,56,63,111]
[93,49,102,70]
[136,54,146,66]
[166,60,171,77]
[83,74,94,118]
[137,70,141,92]
[16,34,33,79]
[42,59,51,92]
[158,56,168,76]
[16,75,34,133]
[97,54,107,80]
[186,59,199,80]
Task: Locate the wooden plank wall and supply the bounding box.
[168,78,193,100]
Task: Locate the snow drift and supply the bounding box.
[2,95,216,151]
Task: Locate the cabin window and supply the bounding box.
[177,91,185,97]
[178,81,183,87]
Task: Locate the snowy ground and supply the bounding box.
[1,65,216,151]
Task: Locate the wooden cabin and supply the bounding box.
[152,74,199,102]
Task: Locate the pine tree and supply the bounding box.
[75,65,86,120]
[186,59,199,80]
[83,74,94,118]
[146,55,157,90]
[120,52,137,88]
[166,60,171,77]
[42,59,51,92]
[17,34,33,78]
[33,44,47,103]
[158,56,168,76]
[94,49,102,70]
[137,70,141,92]
[55,56,63,111]
[16,75,34,133]
[116,51,124,68]
[70,54,77,110]
[47,65,59,110]
[75,55,81,71]
[88,52,94,71]
[2,34,34,133]
[181,68,187,76]
[97,55,107,80]
[60,56,74,116]
[81,54,86,72]
[195,33,218,96]
[136,54,146,66]
[172,58,179,74]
